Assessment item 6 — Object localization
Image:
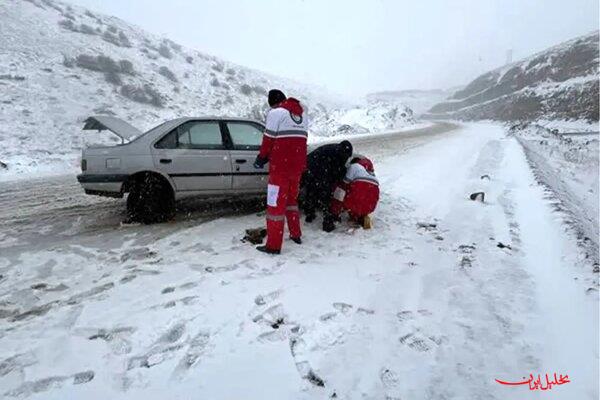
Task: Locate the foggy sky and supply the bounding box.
[68,0,599,97]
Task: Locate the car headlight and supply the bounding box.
[106,158,121,169]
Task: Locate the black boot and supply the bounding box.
[290,237,302,244]
[305,212,316,223]
[256,245,280,255]
[322,215,335,233]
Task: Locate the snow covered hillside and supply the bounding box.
[1,123,597,399]
[0,0,417,179]
[427,31,599,122]
[310,101,417,137]
[367,88,458,116]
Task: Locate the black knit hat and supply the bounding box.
[268,89,286,107]
[340,140,353,158]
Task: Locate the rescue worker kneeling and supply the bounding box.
[330,157,380,229]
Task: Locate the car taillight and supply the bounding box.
[81,159,87,171]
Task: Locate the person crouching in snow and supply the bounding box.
[253,89,308,255]
[300,140,353,232]
[329,157,380,229]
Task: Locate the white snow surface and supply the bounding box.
[0,0,417,181]
[1,123,597,399]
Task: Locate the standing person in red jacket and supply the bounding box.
[330,156,380,228]
[254,89,308,254]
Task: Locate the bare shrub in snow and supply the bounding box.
[253,85,267,95]
[58,19,76,31]
[210,78,220,87]
[0,75,26,81]
[79,24,96,35]
[102,30,132,48]
[62,54,75,68]
[249,104,269,120]
[104,71,122,86]
[158,44,172,59]
[107,25,118,33]
[165,39,181,52]
[226,68,236,75]
[212,63,224,72]
[102,31,120,46]
[239,84,253,96]
[159,66,178,82]
[76,54,119,73]
[118,60,135,75]
[120,84,164,107]
[185,56,193,64]
[41,0,63,13]
[118,31,131,47]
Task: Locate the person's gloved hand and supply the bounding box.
[254,155,268,169]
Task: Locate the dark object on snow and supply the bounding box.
[300,141,353,231]
[291,237,302,245]
[0,161,7,169]
[243,227,267,244]
[497,242,512,250]
[417,222,437,229]
[480,174,490,180]
[306,370,326,387]
[469,192,485,202]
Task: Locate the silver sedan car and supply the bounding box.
[78,116,270,223]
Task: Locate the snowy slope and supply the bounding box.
[367,88,458,116]
[0,0,417,180]
[427,31,599,122]
[0,123,597,399]
[310,101,416,136]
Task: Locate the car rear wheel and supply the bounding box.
[126,174,175,224]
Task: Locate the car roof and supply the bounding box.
[171,116,264,125]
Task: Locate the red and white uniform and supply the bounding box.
[330,158,379,219]
[259,98,308,251]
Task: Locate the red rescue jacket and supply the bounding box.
[258,98,308,177]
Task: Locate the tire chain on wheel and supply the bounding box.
[127,174,174,224]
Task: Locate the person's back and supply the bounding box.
[343,161,379,217]
[301,140,353,231]
[330,157,380,228]
[263,99,308,177]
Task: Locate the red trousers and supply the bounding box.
[330,182,379,219]
[265,174,302,251]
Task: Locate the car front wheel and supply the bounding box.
[126,174,175,224]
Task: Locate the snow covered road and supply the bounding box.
[0,122,597,399]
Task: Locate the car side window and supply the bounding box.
[180,121,223,149]
[154,129,177,149]
[227,122,263,150]
[154,121,224,150]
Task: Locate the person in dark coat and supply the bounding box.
[300,140,353,232]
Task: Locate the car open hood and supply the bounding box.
[83,116,143,142]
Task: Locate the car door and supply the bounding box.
[223,121,269,192]
[152,120,232,192]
